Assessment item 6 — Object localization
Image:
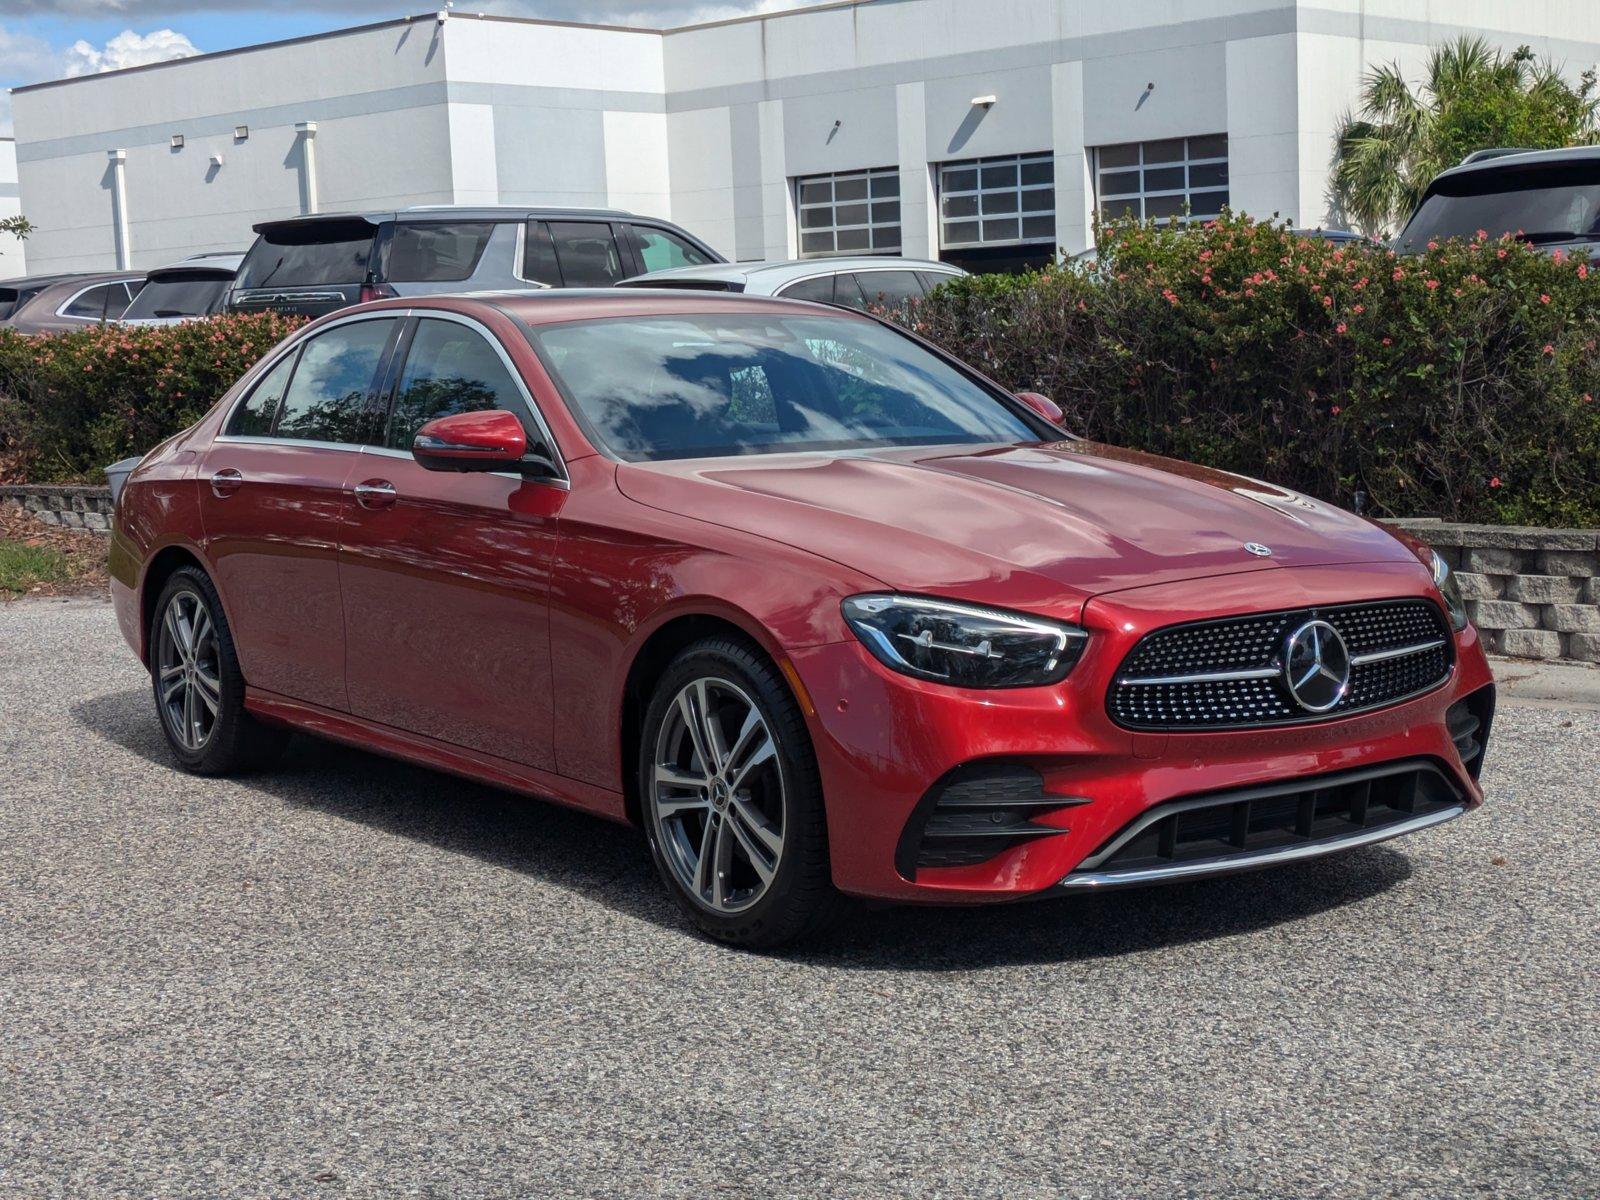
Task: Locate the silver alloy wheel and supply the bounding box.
[651,677,786,915]
[155,589,222,752]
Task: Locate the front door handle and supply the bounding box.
[210,468,243,498]
[353,479,398,510]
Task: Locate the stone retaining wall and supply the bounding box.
[0,483,114,532]
[1385,520,1599,663]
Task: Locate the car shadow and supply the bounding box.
[73,688,1414,970]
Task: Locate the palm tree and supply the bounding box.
[1332,37,1600,236]
[0,215,30,240]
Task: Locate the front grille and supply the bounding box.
[1071,760,1464,880]
[1110,599,1453,730]
[895,764,1084,875]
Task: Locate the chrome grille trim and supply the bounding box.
[1108,600,1454,730]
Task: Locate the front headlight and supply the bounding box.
[1431,550,1469,631]
[841,594,1088,688]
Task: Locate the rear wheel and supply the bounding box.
[150,567,289,774]
[640,638,839,948]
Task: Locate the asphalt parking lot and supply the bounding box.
[2,597,1596,1199]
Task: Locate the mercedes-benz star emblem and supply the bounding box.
[1244,542,1273,558]
[1283,619,1351,713]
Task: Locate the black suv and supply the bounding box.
[1395,145,1600,257]
[228,206,726,318]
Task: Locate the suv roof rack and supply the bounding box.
[1459,147,1540,165]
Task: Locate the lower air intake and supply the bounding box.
[896,764,1082,876]
[1069,760,1465,882]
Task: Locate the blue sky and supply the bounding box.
[0,1,821,134]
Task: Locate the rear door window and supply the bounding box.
[235,220,376,289]
[629,225,715,273]
[854,271,926,309]
[549,221,627,286]
[384,318,528,450]
[386,222,496,283]
[274,318,396,444]
[777,275,840,305]
[61,284,117,320]
[226,351,300,436]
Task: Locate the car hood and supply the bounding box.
[614,441,1418,619]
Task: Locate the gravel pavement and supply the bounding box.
[2,597,1596,1199]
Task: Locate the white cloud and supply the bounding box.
[60,27,199,75]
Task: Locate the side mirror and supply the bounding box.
[413,409,527,472]
[1015,391,1065,427]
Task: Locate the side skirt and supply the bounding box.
[244,687,630,825]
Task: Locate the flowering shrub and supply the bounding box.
[905,213,1600,526]
[0,312,306,481]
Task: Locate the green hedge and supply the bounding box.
[0,312,305,482]
[906,214,1600,527]
[2,225,1598,527]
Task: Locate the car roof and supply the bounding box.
[1426,143,1600,187]
[384,287,868,328]
[251,205,645,234]
[145,253,245,278]
[0,270,134,289]
[618,257,965,289]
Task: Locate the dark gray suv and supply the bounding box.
[1395,146,1600,257]
[228,206,725,319]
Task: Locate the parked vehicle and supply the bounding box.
[616,257,965,308]
[227,207,725,319]
[1395,145,1600,256]
[0,270,145,334]
[120,253,244,325]
[111,290,1493,947]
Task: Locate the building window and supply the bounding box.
[1095,134,1229,225]
[938,152,1056,250]
[796,168,902,258]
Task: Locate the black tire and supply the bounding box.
[149,566,289,775]
[639,637,840,949]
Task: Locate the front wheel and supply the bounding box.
[639,638,839,949]
[150,566,289,774]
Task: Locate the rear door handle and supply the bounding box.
[353,479,398,510]
[210,468,243,498]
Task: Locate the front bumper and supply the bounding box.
[788,562,1494,903]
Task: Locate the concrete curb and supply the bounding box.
[1490,656,1600,710]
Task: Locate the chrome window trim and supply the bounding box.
[54,281,116,322]
[213,435,363,454]
[774,265,948,300]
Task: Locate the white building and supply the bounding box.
[10,0,1600,276]
[0,138,25,277]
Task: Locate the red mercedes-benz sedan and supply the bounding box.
[110,291,1494,947]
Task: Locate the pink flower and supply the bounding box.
[1581,264,1590,279]
[1352,304,1365,314]
[1542,343,1555,355]
[1425,279,1440,290]
[1331,405,1342,415]
[1497,249,1508,259]
[1490,477,1502,488]
[1335,322,1347,334]
[1393,268,1405,281]
[1540,294,1551,304]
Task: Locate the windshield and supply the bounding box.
[1397,163,1600,250]
[527,313,1038,461]
[235,220,375,289]
[122,272,231,320]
